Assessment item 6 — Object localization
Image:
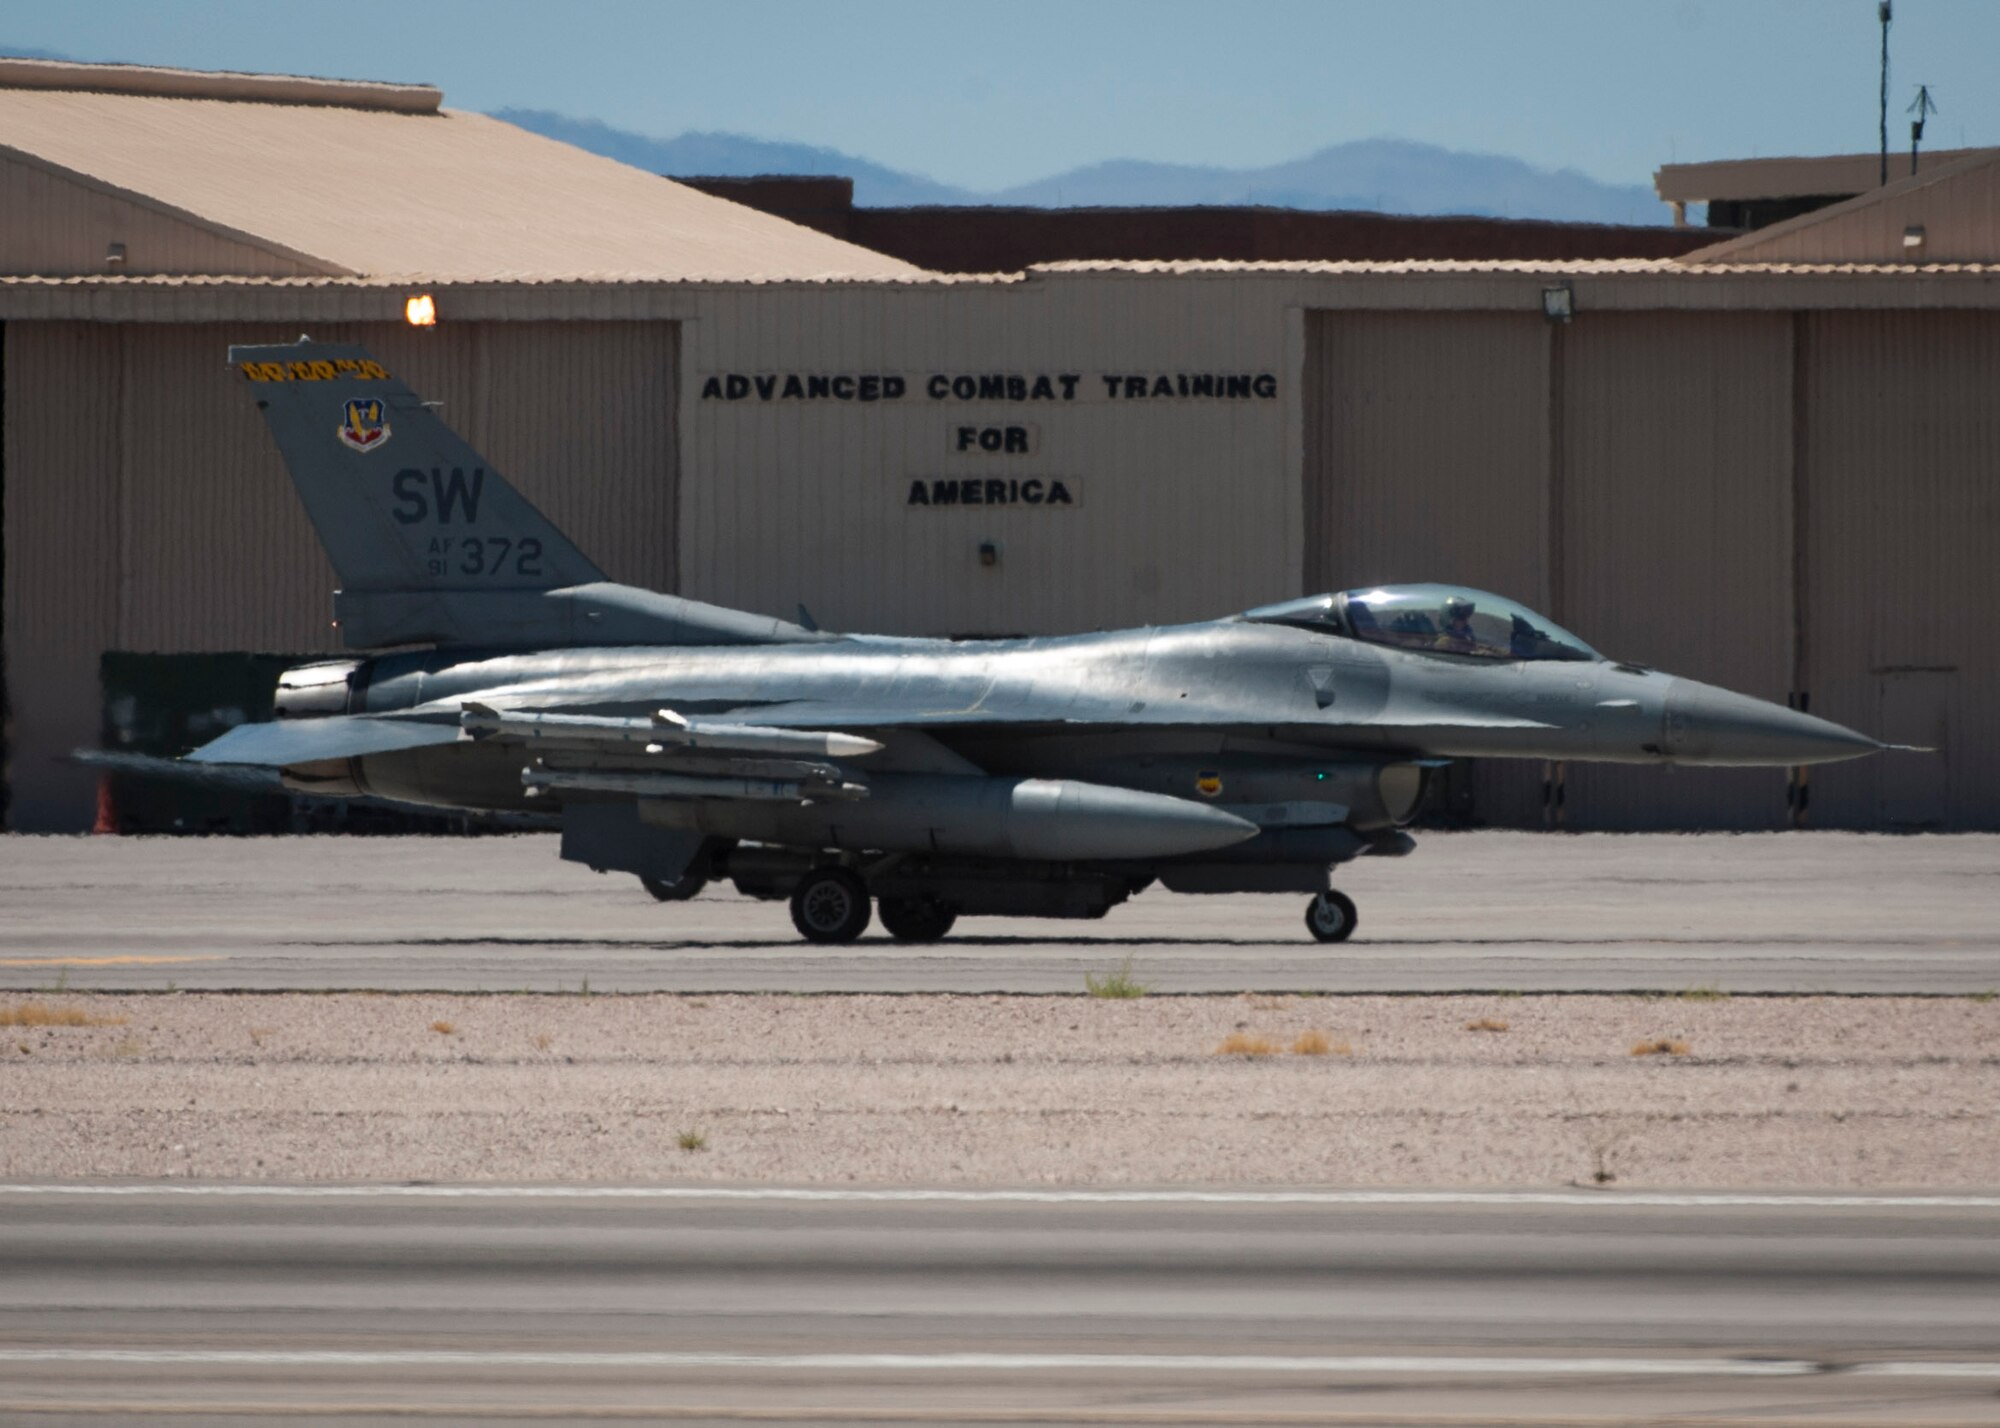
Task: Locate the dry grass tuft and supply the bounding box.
[1289,1030,1351,1056]
[677,1129,708,1152]
[1631,1038,1690,1057]
[1084,955,1148,999]
[1465,1017,1511,1033]
[1215,1032,1279,1057]
[247,1026,274,1047]
[429,1020,457,1036]
[532,1032,554,1051]
[0,1001,126,1028]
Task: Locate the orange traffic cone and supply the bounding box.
[92,774,119,835]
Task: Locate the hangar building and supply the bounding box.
[4,60,1995,833]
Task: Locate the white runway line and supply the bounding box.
[4,1184,2000,1208]
[1,1349,1997,1378]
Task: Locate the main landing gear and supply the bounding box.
[787,868,962,944]
[876,895,959,942]
[640,871,707,902]
[1304,889,1358,944]
[788,866,874,944]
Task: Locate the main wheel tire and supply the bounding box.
[640,872,707,903]
[877,896,958,942]
[789,867,873,944]
[1304,889,1358,943]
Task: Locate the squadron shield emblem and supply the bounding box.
[336,397,391,452]
[1195,771,1223,798]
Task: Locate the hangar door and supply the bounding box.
[1801,311,1998,830]
[1303,311,1551,827]
[1555,312,1794,830]
[1304,309,1803,831]
[3,319,680,830]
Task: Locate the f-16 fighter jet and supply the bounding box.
[188,339,1891,944]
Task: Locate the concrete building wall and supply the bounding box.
[3,319,679,828]
[678,280,1299,638]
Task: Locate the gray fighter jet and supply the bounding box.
[187,339,1891,944]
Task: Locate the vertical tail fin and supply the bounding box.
[231,337,604,598]
[233,338,827,651]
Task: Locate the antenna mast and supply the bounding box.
[1908,84,1938,175]
[1878,2,1892,186]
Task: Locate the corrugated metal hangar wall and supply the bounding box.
[1301,303,1996,831]
[3,319,679,827]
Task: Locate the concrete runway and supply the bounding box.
[4,1184,1999,1423]
[3,831,1996,994]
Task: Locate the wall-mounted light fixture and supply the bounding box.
[405,293,438,327]
[977,539,1000,568]
[1541,284,1574,323]
[105,241,126,267]
[1903,224,1927,255]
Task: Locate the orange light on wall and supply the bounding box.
[405,293,437,327]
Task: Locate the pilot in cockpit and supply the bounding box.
[1434,596,1478,654]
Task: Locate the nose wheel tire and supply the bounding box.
[1304,889,1358,943]
[878,896,959,942]
[640,872,707,902]
[789,867,873,944]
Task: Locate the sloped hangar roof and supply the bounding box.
[1654,146,1993,203]
[0,58,924,283]
[1681,149,2000,266]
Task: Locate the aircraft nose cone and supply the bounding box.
[1663,680,1881,766]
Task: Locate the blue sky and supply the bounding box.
[9,0,1997,190]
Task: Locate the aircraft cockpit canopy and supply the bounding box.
[1243,584,1600,663]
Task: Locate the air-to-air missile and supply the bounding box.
[181,339,1906,945]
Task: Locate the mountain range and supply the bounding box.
[498,111,1669,225]
[0,40,1665,226]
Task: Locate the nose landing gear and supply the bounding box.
[1304,889,1358,943]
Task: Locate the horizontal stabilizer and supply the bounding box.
[76,748,289,793]
[186,716,462,768]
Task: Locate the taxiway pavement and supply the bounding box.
[4,1184,1998,1423]
[3,831,1995,994]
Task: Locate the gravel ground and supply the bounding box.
[2,991,1996,1187]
